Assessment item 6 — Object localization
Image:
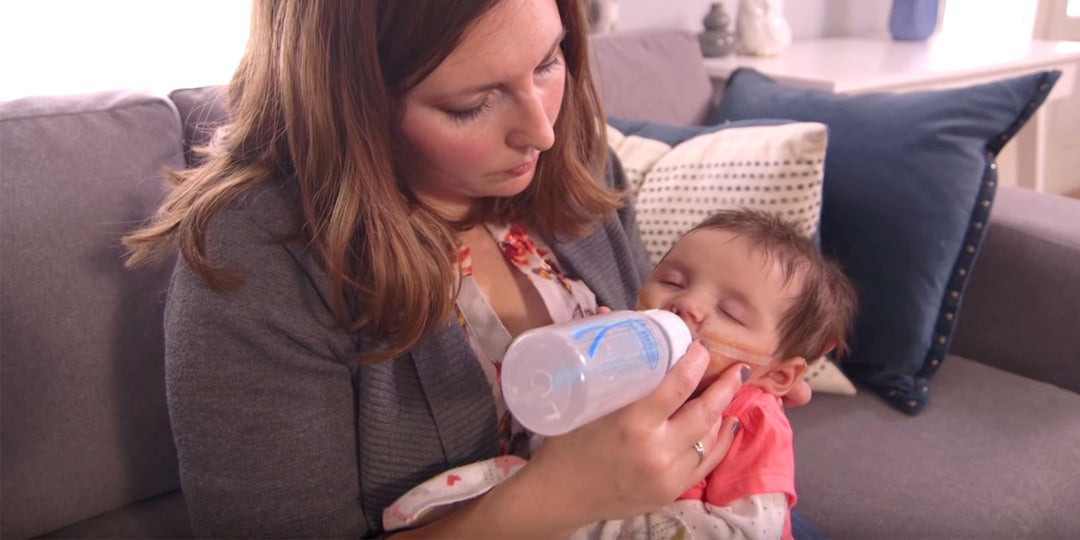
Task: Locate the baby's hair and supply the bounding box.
[686,209,858,361]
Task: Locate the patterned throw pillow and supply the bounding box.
[608,117,856,396]
[609,119,826,264]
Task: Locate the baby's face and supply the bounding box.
[637,228,800,389]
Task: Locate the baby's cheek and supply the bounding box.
[636,287,661,310]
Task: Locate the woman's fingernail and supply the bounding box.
[732,419,741,435]
[740,365,752,382]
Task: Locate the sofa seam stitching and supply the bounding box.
[0,98,175,124]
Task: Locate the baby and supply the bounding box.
[383,209,857,540]
[579,208,857,539]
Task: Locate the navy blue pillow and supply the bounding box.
[607,117,794,145]
[712,68,1060,414]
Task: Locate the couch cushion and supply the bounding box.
[0,90,183,537]
[952,186,1080,394]
[40,489,191,539]
[788,355,1080,538]
[712,68,1061,414]
[168,86,228,168]
[589,29,715,126]
[606,117,826,263]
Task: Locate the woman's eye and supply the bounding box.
[446,101,492,124]
[536,52,563,75]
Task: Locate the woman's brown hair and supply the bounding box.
[123,0,621,363]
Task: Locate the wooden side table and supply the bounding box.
[702,37,1080,192]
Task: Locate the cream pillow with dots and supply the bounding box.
[608,120,854,395]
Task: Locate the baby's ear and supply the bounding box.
[820,337,837,357]
[757,357,807,396]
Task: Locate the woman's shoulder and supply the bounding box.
[167,178,355,357]
[181,178,321,294]
[212,179,304,244]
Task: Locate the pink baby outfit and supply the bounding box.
[680,384,797,540]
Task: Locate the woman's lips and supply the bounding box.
[505,155,537,176]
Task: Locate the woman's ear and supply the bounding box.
[756,357,807,396]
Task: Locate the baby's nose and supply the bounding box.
[668,305,701,334]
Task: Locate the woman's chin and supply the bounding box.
[490,172,535,198]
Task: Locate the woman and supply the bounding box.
[126,0,797,537]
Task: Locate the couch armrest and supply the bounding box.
[951,186,1080,394]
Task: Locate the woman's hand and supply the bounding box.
[516,341,747,531]
[599,305,811,408]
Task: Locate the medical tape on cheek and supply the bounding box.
[701,337,775,366]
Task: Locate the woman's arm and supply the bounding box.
[167,169,747,538]
[165,194,368,537]
[390,344,748,539]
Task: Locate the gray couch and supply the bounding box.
[2,29,1079,539]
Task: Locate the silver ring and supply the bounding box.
[692,441,706,465]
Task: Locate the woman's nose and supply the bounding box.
[506,89,555,152]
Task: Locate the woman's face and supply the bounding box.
[396,0,566,220]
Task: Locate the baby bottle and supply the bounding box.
[501,309,692,436]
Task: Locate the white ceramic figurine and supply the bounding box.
[736,0,792,56]
[586,0,619,34]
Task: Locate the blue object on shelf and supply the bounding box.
[889,0,940,41]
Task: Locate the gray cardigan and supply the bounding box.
[164,157,652,538]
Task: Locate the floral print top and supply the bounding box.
[454,222,598,457]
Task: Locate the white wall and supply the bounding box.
[0,1,250,101]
